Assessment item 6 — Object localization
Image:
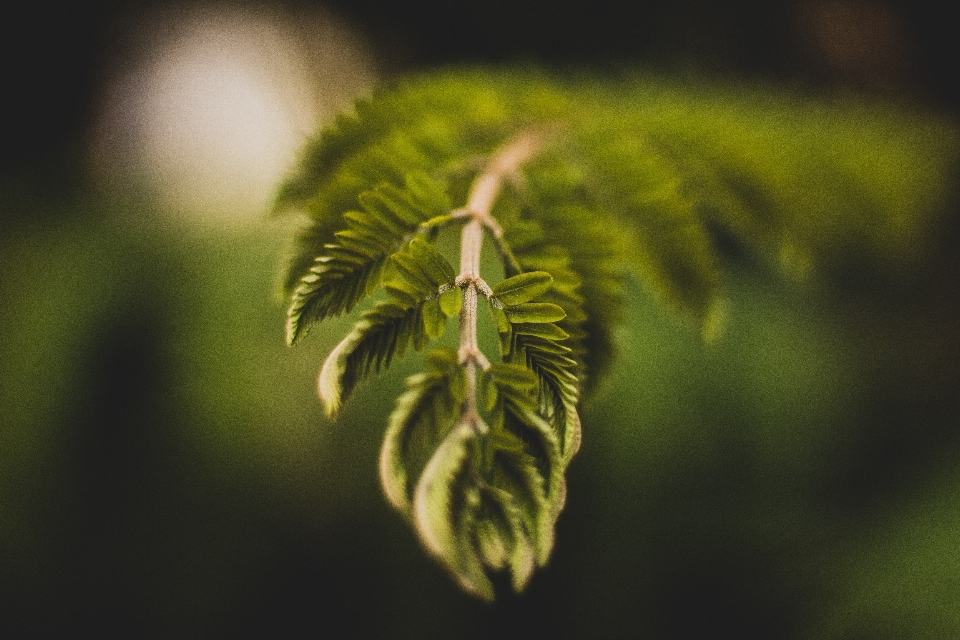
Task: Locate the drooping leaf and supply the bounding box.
[317,301,425,415]
[380,347,464,514]
[412,421,494,601]
[317,240,457,413]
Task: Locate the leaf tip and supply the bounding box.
[284,313,302,347]
[317,338,349,416]
[379,409,412,515]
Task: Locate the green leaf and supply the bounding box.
[476,485,536,591]
[487,363,539,402]
[408,236,456,285]
[286,255,386,346]
[479,365,568,565]
[412,422,494,601]
[491,271,553,306]
[509,406,566,537]
[474,510,510,571]
[498,323,513,357]
[625,180,719,320]
[284,179,454,345]
[422,297,446,339]
[404,170,452,216]
[342,208,396,240]
[380,347,463,514]
[278,221,342,297]
[439,286,463,316]
[504,303,566,324]
[490,305,510,333]
[318,310,404,413]
[317,297,433,415]
[502,205,625,390]
[490,444,553,565]
[511,322,569,341]
[365,182,424,226]
[388,250,433,291]
[502,320,582,463]
[421,214,457,231]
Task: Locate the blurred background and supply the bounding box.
[2,1,959,637]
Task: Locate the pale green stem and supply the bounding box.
[457,132,543,431]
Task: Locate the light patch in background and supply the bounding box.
[89,3,376,226]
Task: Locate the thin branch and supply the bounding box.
[457,131,544,431]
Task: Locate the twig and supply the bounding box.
[456,131,544,431]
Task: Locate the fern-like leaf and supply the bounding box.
[380,347,465,514]
[412,421,494,600]
[317,238,457,413]
[277,66,959,600]
[285,175,453,344]
[489,275,582,462]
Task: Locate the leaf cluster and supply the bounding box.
[275,67,959,599]
[285,174,454,346]
[410,275,577,597]
[317,237,459,415]
[380,348,572,600]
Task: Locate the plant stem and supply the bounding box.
[457,131,543,431]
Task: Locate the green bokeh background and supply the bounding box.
[2,184,959,636]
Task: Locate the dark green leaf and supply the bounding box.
[504,303,566,324]
[422,297,446,339]
[491,271,553,306]
[408,236,456,285]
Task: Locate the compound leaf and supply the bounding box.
[277,66,960,602]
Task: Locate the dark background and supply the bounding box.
[4,0,959,188]
[3,1,960,638]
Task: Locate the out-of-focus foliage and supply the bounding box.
[278,69,959,329]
